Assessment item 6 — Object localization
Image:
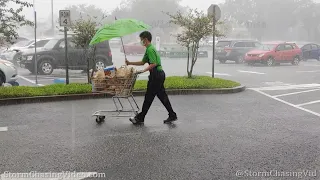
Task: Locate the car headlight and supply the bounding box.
[1,61,15,68]
[27,56,33,60]
[258,54,264,57]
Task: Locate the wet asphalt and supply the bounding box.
[2,46,320,179]
[1,90,320,179]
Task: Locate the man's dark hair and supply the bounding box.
[139,31,152,42]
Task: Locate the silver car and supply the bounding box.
[0,59,18,86]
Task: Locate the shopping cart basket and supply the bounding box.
[91,72,141,123]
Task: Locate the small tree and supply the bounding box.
[167,9,225,78]
[71,15,106,83]
[0,0,33,43]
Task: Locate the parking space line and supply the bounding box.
[18,75,44,86]
[273,89,320,97]
[238,70,265,75]
[296,70,320,73]
[0,127,8,132]
[251,89,320,117]
[297,100,320,107]
[302,64,320,67]
[206,72,231,76]
[251,84,320,91]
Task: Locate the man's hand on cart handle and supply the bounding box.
[136,70,145,74]
[125,58,130,65]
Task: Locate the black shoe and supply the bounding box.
[129,116,144,124]
[163,115,177,124]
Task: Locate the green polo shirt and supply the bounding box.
[142,44,163,71]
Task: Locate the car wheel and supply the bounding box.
[12,54,21,66]
[236,56,244,64]
[9,81,19,86]
[39,60,54,75]
[267,57,274,67]
[95,59,106,71]
[0,71,4,86]
[219,59,226,64]
[292,56,300,65]
[247,62,254,66]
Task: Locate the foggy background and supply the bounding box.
[6,0,320,45]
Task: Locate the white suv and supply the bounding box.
[0,59,18,86]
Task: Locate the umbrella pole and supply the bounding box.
[120,36,127,60]
[115,16,127,60]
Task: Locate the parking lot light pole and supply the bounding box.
[33,0,38,84]
[51,0,54,36]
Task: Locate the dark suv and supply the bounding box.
[19,37,112,75]
[215,39,261,63]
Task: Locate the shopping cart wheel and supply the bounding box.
[96,116,105,123]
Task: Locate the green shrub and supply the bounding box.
[134,76,240,90]
[0,76,240,99]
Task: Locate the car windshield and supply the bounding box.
[44,39,59,49]
[36,40,50,47]
[296,44,305,48]
[11,40,30,47]
[26,40,35,46]
[256,44,276,51]
[216,41,231,47]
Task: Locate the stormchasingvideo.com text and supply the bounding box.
[2,171,106,179]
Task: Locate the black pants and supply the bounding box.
[138,70,176,119]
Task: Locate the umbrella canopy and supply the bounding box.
[89,18,151,45]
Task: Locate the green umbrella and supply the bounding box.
[89,18,151,46]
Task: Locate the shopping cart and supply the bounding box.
[91,72,141,123]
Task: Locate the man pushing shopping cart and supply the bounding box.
[90,19,177,124]
[126,31,178,124]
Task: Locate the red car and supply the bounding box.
[244,41,302,66]
[120,42,145,55]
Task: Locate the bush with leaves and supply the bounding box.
[0,0,33,43]
[167,9,227,78]
[71,15,106,83]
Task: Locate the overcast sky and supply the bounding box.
[20,0,224,21]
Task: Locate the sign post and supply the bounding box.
[207,4,221,78]
[59,10,71,84]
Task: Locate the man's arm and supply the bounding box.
[126,52,147,66]
[128,60,145,66]
[142,49,158,72]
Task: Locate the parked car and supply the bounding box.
[288,42,320,61]
[13,39,51,65]
[120,42,145,55]
[1,39,51,65]
[0,59,18,86]
[215,39,261,63]
[19,37,113,75]
[244,41,302,66]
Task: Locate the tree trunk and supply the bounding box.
[90,46,97,84]
[187,45,190,78]
[189,42,199,78]
[187,42,195,78]
[84,48,90,84]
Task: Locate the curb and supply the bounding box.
[0,86,245,106]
